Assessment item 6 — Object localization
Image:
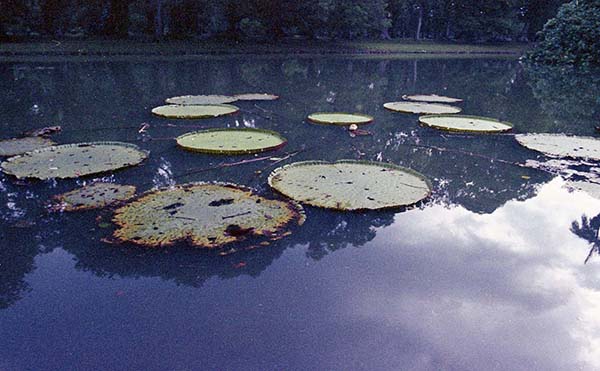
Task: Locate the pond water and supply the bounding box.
[1,55,600,370]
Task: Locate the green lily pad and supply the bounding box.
[0,137,55,157]
[51,182,136,211]
[307,112,374,126]
[402,94,463,103]
[268,160,431,211]
[112,182,305,249]
[151,104,239,119]
[176,128,287,155]
[234,93,279,101]
[165,95,237,105]
[383,102,461,114]
[516,134,600,161]
[1,142,148,180]
[419,115,513,133]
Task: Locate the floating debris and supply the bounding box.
[307,112,374,126]
[234,93,279,101]
[112,182,305,249]
[0,137,55,157]
[268,160,431,211]
[51,182,136,212]
[165,95,237,105]
[22,126,62,137]
[1,142,148,180]
[419,115,513,133]
[383,101,461,114]
[516,134,600,161]
[176,128,287,155]
[402,94,463,103]
[151,104,239,119]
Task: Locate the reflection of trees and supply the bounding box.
[570,213,600,263]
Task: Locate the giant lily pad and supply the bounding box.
[566,181,600,200]
[268,160,431,211]
[1,142,148,180]
[0,136,55,156]
[112,182,305,249]
[151,104,239,119]
[176,128,287,154]
[307,112,373,126]
[234,93,279,101]
[165,95,237,105]
[419,115,513,133]
[383,101,461,114]
[51,182,136,211]
[516,134,600,161]
[402,94,463,103]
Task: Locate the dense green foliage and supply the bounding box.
[0,0,567,42]
[528,0,600,66]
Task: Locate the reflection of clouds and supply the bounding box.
[347,178,600,370]
[152,157,174,188]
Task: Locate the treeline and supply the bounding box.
[0,0,567,42]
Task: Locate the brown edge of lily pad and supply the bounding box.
[307,112,375,126]
[176,128,288,155]
[267,159,433,212]
[151,104,240,119]
[111,181,306,250]
[418,114,514,134]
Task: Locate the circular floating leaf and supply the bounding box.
[402,94,463,103]
[165,95,237,105]
[112,182,305,249]
[151,104,239,119]
[1,142,148,180]
[268,160,431,211]
[307,112,374,126]
[234,93,279,101]
[51,182,136,212]
[176,128,287,155]
[384,101,461,114]
[0,137,55,156]
[567,181,600,200]
[516,134,600,161]
[419,115,513,133]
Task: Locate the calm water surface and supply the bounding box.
[1,56,600,370]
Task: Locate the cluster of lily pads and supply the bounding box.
[2,91,600,253]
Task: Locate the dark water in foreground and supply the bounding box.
[1,56,600,370]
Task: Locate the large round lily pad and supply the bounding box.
[112,182,305,249]
[0,136,55,156]
[176,128,287,155]
[402,94,463,103]
[268,160,432,211]
[419,115,513,133]
[51,182,136,211]
[151,104,239,119]
[165,95,237,105]
[1,142,148,180]
[234,93,279,101]
[383,101,461,114]
[307,112,374,126]
[516,134,600,161]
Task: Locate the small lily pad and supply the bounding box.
[176,128,287,155]
[419,115,513,133]
[268,160,431,211]
[0,137,55,157]
[384,102,461,114]
[1,142,148,180]
[566,181,600,200]
[51,182,136,211]
[165,95,237,105]
[151,104,239,119]
[307,112,374,126]
[112,182,305,249]
[234,93,279,101]
[516,134,600,161]
[402,94,463,103]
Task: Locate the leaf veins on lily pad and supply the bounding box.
[165,95,237,105]
[0,137,55,157]
[112,182,305,249]
[516,134,600,161]
[307,112,374,126]
[419,114,513,133]
[268,160,432,211]
[384,101,461,114]
[51,182,136,212]
[151,104,239,119]
[1,142,148,180]
[176,128,287,155]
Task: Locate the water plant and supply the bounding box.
[151,104,239,119]
[51,182,136,211]
[402,94,463,103]
[419,114,513,133]
[176,128,287,155]
[307,112,374,126]
[165,95,237,105]
[383,101,461,114]
[516,134,600,161]
[0,137,55,157]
